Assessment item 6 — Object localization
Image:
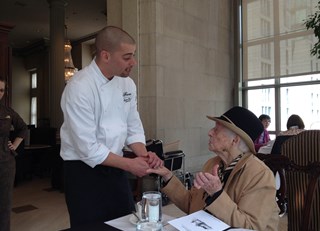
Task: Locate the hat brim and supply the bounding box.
[207,115,256,154]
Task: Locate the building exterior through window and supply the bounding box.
[240,0,320,136]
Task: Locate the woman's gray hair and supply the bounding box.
[223,126,250,153]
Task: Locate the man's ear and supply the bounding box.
[101,50,110,62]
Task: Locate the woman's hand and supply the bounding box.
[194,164,222,195]
[146,166,173,182]
[7,141,16,151]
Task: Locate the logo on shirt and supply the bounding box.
[123,92,132,103]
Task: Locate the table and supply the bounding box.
[15,144,55,184]
[105,203,185,231]
[24,144,54,177]
[61,203,185,231]
[61,204,255,231]
[60,222,121,231]
[24,144,52,150]
[105,213,177,231]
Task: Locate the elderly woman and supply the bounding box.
[148,106,279,230]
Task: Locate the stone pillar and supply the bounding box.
[0,23,15,106]
[47,0,67,129]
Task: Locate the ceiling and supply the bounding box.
[0,0,107,49]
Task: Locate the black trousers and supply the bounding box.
[0,153,15,231]
[64,161,135,228]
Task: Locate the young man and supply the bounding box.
[60,26,163,227]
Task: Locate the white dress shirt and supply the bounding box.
[60,59,145,168]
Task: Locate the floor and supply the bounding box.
[11,177,69,231]
[11,176,288,231]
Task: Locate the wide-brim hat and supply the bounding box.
[207,106,264,154]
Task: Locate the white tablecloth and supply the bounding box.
[105,213,178,231]
[105,203,254,231]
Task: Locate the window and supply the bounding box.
[240,0,320,134]
[30,71,37,127]
[31,97,37,126]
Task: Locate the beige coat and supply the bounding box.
[162,152,279,231]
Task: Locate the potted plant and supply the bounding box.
[305,1,320,58]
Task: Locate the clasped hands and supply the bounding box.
[132,151,163,177]
[147,164,222,195]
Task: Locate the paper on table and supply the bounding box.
[168,210,230,231]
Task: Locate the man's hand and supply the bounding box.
[194,164,222,195]
[128,156,151,177]
[146,151,163,169]
[128,143,163,169]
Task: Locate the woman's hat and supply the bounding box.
[207,106,264,153]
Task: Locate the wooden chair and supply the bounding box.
[257,130,320,231]
[270,135,294,154]
[281,130,320,231]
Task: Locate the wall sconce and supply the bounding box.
[64,25,77,83]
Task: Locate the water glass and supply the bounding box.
[136,221,162,231]
[141,191,162,222]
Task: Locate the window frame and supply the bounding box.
[237,0,320,135]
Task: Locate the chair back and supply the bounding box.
[146,139,164,159]
[270,135,294,154]
[163,150,185,171]
[281,130,320,231]
[256,153,320,231]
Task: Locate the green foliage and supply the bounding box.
[305,1,320,58]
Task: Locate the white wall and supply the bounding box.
[137,0,235,172]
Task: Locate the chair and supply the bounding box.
[270,135,294,154]
[124,139,186,203]
[123,139,166,201]
[256,153,288,216]
[163,150,185,185]
[257,130,320,231]
[146,139,186,190]
[281,130,320,231]
[27,127,57,177]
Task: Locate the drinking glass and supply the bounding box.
[136,221,162,231]
[141,191,162,222]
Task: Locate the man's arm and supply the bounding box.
[101,151,150,177]
[129,142,163,169]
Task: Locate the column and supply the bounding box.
[47,0,67,129]
[0,23,15,106]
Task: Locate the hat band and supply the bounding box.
[221,115,235,125]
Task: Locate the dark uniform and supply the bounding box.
[0,103,27,231]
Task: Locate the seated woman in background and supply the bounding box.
[254,114,271,152]
[148,106,279,231]
[270,114,305,155]
[279,114,305,136]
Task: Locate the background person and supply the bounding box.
[254,114,271,152]
[279,114,305,136]
[269,114,305,155]
[60,26,163,228]
[148,106,279,230]
[0,77,27,231]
